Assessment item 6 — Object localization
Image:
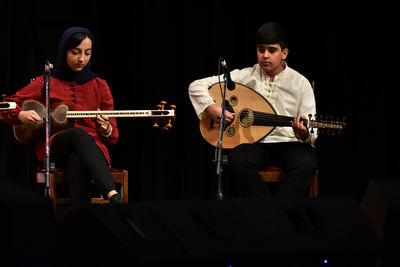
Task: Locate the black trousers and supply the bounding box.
[228,142,317,199]
[50,128,117,207]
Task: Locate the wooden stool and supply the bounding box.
[259,166,318,197]
[36,168,128,213]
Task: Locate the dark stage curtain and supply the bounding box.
[0,1,393,203]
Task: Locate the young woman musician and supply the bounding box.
[1,27,124,207]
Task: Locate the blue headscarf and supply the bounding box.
[52,27,97,84]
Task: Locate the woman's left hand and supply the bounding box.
[96,108,111,136]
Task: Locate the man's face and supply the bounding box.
[256,43,288,76]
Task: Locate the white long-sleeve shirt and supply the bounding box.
[188,63,317,144]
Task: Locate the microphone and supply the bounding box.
[44,61,53,74]
[220,58,236,90]
[42,60,53,97]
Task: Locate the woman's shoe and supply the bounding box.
[109,193,124,204]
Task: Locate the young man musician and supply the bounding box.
[188,22,317,199]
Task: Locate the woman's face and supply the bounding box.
[66,36,92,72]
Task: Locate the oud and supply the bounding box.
[200,82,346,149]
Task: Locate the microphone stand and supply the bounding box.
[214,58,228,200]
[43,60,54,198]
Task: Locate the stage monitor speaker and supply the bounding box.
[58,203,192,267]
[59,198,380,267]
[0,181,56,266]
[361,179,400,267]
[148,198,380,266]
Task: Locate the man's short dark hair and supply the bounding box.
[256,22,288,50]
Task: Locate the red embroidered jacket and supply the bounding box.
[1,76,119,164]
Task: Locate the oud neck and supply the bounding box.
[66,110,174,118]
[252,111,306,127]
[309,120,345,129]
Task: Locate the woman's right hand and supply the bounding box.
[205,104,235,124]
[18,110,43,128]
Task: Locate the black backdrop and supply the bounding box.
[0,1,394,203]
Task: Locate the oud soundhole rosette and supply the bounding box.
[238,108,254,127]
[226,126,235,137]
[229,95,238,106]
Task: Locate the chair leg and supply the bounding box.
[122,170,128,203]
[49,173,56,213]
[308,171,318,198]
